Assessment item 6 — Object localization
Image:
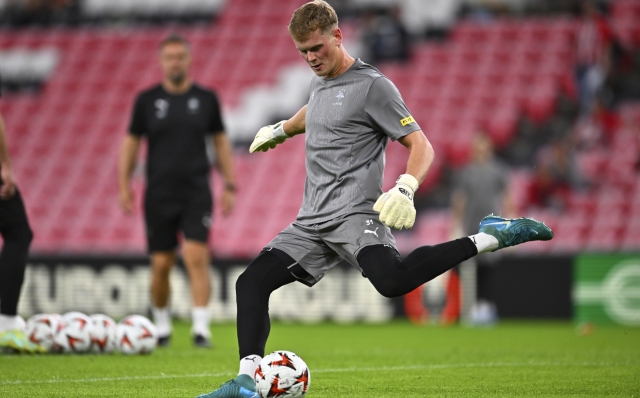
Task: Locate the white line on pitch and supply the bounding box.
[0,361,634,386]
[0,371,236,386]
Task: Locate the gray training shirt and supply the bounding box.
[456,160,509,236]
[297,59,421,225]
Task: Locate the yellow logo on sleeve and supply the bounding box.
[400,116,415,126]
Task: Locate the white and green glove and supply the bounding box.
[373,174,419,230]
[249,120,289,153]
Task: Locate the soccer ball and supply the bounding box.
[89,314,117,353]
[25,314,60,352]
[116,315,158,355]
[53,312,93,353]
[255,351,310,398]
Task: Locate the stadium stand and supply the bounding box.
[0,0,639,256]
[82,0,226,19]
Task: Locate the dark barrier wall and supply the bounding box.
[489,255,573,319]
[17,255,573,321]
[20,256,395,323]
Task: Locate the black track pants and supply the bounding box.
[236,250,296,359]
[0,190,33,316]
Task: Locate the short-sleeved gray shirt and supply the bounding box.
[456,160,509,235]
[297,59,420,225]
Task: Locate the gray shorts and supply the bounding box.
[266,212,396,285]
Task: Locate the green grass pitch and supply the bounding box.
[1,321,639,397]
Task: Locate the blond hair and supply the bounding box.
[288,0,339,41]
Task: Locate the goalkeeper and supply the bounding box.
[199,1,553,397]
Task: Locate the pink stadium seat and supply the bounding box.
[568,192,597,214]
[576,150,608,182]
[611,0,640,19]
[485,105,519,148]
[620,234,640,250]
[445,122,476,167]
[605,160,638,189]
[524,85,557,124]
[557,212,590,236]
[412,211,451,246]
[492,20,523,43]
[550,231,584,253]
[585,227,621,252]
[620,214,640,249]
[596,187,629,210]
[549,211,588,253]
[516,238,551,254]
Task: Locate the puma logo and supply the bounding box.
[364,227,379,238]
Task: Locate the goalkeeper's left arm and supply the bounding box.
[373,130,434,229]
[249,106,307,153]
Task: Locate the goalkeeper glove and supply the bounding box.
[249,120,289,153]
[373,174,419,230]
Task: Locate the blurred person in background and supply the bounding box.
[575,0,613,116]
[452,133,514,243]
[0,74,43,354]
[528,138,583,211]
[118,34,236,348]
[451,132,514,323]
[361,5,411,65]
[3,0,79,26]
[573,98,623,150]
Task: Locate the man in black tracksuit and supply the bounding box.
[118,35,236,348]
[0,75,40,353]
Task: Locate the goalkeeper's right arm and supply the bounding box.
[249,106,306,153]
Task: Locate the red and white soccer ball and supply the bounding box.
[255,351,310,398]
[116,315,158,355]
[25,314,60,352]
[53,312,94,353]
[89,314,117,354]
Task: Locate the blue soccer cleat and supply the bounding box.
[197,374,259,398]
[478,214,553,251]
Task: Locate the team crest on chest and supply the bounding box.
[155,99,169,119]
[188,97,200,114]
[332,89,346,106]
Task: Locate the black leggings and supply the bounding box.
[0,190,33,316]
[235,239,477,359]
[358,238,477,298]
[236,250,296,358]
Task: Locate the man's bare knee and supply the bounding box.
[151,251,175,275]
[183,240,210,270]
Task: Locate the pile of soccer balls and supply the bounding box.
[25,312,158,354]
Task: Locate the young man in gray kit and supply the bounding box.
[198,2,553,397]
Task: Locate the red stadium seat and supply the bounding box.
[412,211,451,246]
[549,211,588,253]
[523,83,558,124]
[585,227,622,252]
[485,106,519,148]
